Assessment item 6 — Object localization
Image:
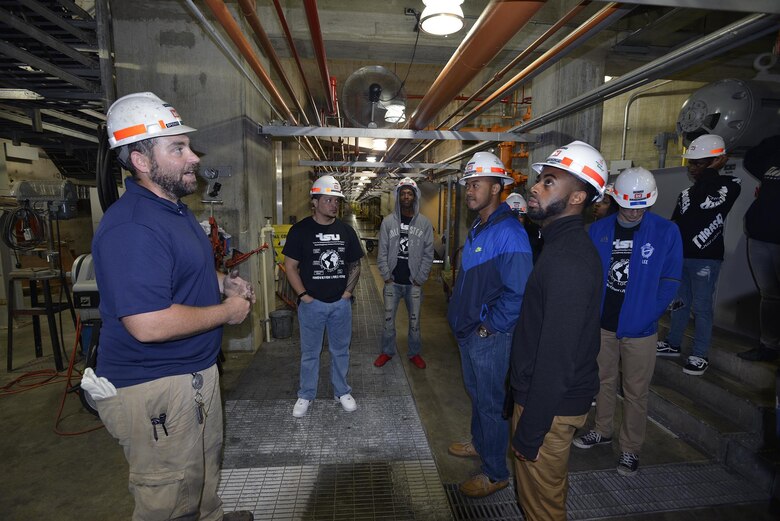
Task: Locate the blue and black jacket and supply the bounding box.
[447,204,533,341]
[589,211,683,338]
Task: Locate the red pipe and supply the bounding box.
[202,0,296,124]
[271,0,321,126]
[304,0,335,115]
[408,0,545,131]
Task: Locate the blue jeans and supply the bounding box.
[297,298,352,400]
[667,258,722,358]
[380,283,422,358]
[748,239,780,349]
[458,330,512,482]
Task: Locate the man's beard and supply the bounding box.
[526,195,567,221]
[149,158,198,199]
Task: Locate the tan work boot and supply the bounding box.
[448,440,479,458]
[458,473,509,498]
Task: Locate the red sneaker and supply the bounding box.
[374,354,392,367]
[409,354,426,369]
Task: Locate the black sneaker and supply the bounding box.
[656,341,681,357]
[737,346,780,362]
[683,355,709,375]
[572,430,612,449]
[617,452,639,476]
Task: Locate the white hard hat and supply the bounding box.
[396,177,418,193]
[682,134,726,160]
[311,175,345,198]
[505,193,527,213]
[106,92,196,149]
[611,167,657,209]
[532,140,608,201]
[459,152,514,187]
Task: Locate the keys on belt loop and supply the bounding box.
[150,413,168,441]
[192,372,205,424]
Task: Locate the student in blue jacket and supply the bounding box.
[573,167,683,477]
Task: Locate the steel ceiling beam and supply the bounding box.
[299,160,457,170]
[0,40,100,93]
[259,125,536,142]
[592,0,780,15]
[0,107,99,143]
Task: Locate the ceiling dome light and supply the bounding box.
[384,103,406,124]
[372,138,387,151]
[420,0,464,36]
[366,155,377,162]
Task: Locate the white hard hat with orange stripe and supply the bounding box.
[532,140,608,201]
[106,92,196,149]
[611,167,657,209]
[459,151,514,186]
[505,193,527,214]
[311,175,345,198]
[682,134,726,160]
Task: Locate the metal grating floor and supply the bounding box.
[220,252,453,519]
[445,461,769,520]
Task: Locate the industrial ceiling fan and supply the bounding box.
[342,65,407,128]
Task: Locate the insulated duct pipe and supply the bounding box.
[453,2,630,129]
[272,0,321,126]
[304,0,335,115]
[437,0,591,130]
[429,12,780,178]
[202,0,297,124]
[408,0,545,131]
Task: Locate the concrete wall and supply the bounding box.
[110,0,275,351]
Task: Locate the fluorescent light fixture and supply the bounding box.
[366,155,377,162]
[372,138,387,151]
[420,0,464,36]
[384,103,406,124]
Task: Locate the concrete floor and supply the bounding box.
[0,215,777,520]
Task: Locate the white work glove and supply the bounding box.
[80,367,117,401]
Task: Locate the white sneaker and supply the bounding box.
[337,393,357,412]
[292,398,311,418]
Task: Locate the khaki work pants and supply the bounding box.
[96,364,223,521]
[512,404,587,521]
[594,330,657,453]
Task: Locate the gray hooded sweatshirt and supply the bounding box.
[377,183,434,285]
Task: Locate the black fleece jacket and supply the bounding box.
[510,215,603,459]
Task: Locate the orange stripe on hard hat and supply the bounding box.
[113,124,148,142]
[709,147,725,154]
[312,187,322,193]
[158,120,165,129]
[490,166,505,173]
[561,156,605,188]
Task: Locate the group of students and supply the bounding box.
[83,89,778,521]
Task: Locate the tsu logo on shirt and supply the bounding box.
[316,233,341,242]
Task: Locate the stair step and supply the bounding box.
[652,357,773,435]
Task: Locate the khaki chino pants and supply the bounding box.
[512,404,587,521]
[97,364,223,521]
[594,329,657,453]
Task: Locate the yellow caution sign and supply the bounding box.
[272,224,292,262]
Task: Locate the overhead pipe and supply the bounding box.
[271,0,321,126]
[303,0,335,115]
[427,12,780,179]
[621,80,672,160]
[437,0,591,130]
[453,2,630,129]
[237,0,309,124]
[201,0,297,124]
[407,0,545,131]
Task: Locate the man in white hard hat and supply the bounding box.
[737,135,780,362]
[573,167,682,477]
[656,134,741,376]
[505,192,542,263]
[375,177,434,369]
[447,151,533,498]
[89,92,255,521]
[509,140,605,521]
[283,175,364,418]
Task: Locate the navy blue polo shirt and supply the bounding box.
[92,177,222,388]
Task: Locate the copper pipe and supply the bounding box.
[437,0,590,129]
[202,0,296,124]
[271,0,321,126]
[304,0,335,115]
[408,0,545,131]
[237,0,309,124]
[453,2,626,128]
